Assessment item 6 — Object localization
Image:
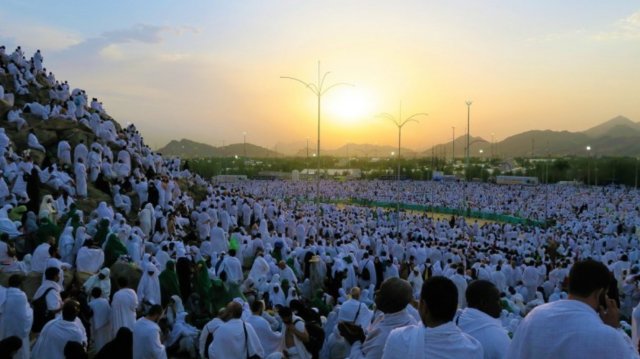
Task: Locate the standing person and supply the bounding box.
[159,260,180,306]
[88,287,112,353]
[382,276,483,359]
[74,158,88,198]
[246,300,282,356]
[137,263,161,307]
[279,306,311,359]
[31,300,87,359]
[133,304,167,359]
[32,267,63,333]
[209,301,264,359]
[507,259,639,358]
[0,275,33,359]
[456,280,510,359]
[337,287,372,331]
[111,277,138,336]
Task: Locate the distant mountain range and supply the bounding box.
[426,115,640,158]
[159,116,640,158]
[157,139,281,158]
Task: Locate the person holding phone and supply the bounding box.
[507,259,639,358]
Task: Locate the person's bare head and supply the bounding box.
[350,287,361,300]
[226,301,243,319]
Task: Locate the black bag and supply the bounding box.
[360,260,371,281]
[203,326,214,359]
[243,322,262,359]
[294,319,325,359]
[31,287,55,333]
[215,259,227,282]
[361,267,371,281]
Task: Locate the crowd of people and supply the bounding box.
[1,45,640,359]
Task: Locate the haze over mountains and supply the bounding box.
[159,116,640,158]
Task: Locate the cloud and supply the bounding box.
[101,24,170,44]
[594,11,640,41]
[59,23,171,60]
[99,44,125,61]
[0,14,82,51]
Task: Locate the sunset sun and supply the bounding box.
[326,88,374,124]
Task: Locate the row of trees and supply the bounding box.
[183,156,639,187]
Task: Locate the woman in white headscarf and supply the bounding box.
[38,194,57,221]
[138,203,154,238]
[286,287,299,306]
[166,295,186,327]
[95,201,114,222]
[57,226,76,265]
[83,267,111,299]
[137,262,161,306]
[268,281,286,308]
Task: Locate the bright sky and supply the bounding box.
[1,1,639,151]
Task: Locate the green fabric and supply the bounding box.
[286,257,298,277]
[94,219,110,246]
[210,279,228,314]
[8,205,27,221]
[104,234,127,267]
[57,205,77,228]
[310,290,331,316]
[272,248,283,263]
[159,260,180,306]
[209,280,245,315]
[229,234,239,252]
[35,218,60,245]
[195,260,213,313]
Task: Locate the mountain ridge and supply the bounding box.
[159,115,640,158]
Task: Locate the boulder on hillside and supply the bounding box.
[110,260,143,293]
[0,93,15,120]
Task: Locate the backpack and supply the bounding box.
[31,287,55,333]
[360,260,370,281]
[294,319,325,359]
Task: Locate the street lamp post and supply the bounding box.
[635,157,638,190]
[466,101,472,180]
[586,146,591,186]
[377,103,428,235]
[243,131,247,158]
[452,126,455,163]
[282,62,353,205]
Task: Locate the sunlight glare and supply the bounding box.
[325,87,374,124]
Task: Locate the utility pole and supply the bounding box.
[465,101,472,181]
[243,131,247,158]
[282,62,353,206]
[452,126,455,163]
[377,103,427,234]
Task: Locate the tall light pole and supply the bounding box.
[465,100,472,181]
[377,103,428,234]
[243,131,247,158]
[635,157,638,190]
[282,62,353,204]
[452,126,455,163]
[586,145,591,186]
[491,133,495,159]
